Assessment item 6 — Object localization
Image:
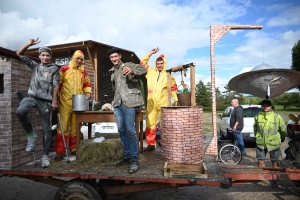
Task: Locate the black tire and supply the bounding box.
[293,181,300,187]
[54,179,102,200]
[219,144,242,165]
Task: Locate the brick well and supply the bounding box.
[160,106,204,164]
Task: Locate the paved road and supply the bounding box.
[0,175,299,200]
[1,137,299,200]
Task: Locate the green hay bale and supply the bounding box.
[77,138,123,163]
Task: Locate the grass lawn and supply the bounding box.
[274,109,300,123]
[203,108,300,134]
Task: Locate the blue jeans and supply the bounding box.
[233,130,247,155]
[114,103,138,161]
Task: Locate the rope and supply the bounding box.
[178,70,188,89]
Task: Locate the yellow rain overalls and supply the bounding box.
[140,54,178,146]
[55,50,92,154]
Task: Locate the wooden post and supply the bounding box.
[85,43,97,100]
[190,64,196,106]
[94,58,98,101]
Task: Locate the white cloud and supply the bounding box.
[0,11,44,50]
[0,0,299,96]
[203,75,229,91]
[256,17,266,24]
[0,0,250,53]
[267,6,300,27]
[239,67,253,74]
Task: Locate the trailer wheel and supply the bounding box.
[53,179,102,200]
[293,181,300,187]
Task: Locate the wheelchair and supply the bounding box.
[218,131,242,165]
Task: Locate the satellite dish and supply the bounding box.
[228,63,300,99]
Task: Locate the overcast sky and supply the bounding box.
[1,0,300,93]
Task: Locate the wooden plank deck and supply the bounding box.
[1,149,227,187]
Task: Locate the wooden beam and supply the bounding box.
[24,41,95,55]
[94,58,98,101]
[190,63,196,106]
[85,43,95,69]
[94,46,98,101]
[84,43,97,101]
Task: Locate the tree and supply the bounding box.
[273,93,291,109]
[222,84,243,104]
[243,97,263,105]
[215,87,222,98]
[205,82,221,98]
[195,80,211,107]
[291,39,300,90]
[287,92,300,108]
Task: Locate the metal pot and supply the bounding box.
[72,94,89,111]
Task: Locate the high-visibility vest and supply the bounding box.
[254,111,286,151]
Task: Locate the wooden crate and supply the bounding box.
[163,162,208,179]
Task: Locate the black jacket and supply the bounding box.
[230,106,244,131]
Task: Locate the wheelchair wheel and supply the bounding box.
[219,144,242,165]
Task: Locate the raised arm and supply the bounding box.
[140,47,160,70]
[16,37,41,56]
[147,47,160,57]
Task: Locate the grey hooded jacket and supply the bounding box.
[19,55,60,101]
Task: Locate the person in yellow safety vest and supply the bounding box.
[254,100,286,169]
[140,47,178,152]
[54,50,92,161]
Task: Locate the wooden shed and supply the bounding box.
[25,40,145,104]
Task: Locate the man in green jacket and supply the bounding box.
[254,100,286,168]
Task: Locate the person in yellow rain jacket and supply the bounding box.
[140,47,178,152]
[54,50,92,161]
